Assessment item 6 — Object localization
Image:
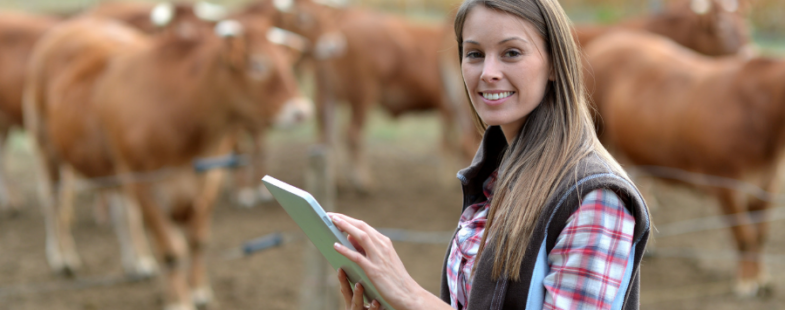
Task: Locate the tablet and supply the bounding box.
[261,175,394,310]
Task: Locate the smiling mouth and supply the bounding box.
[480,91,514,100]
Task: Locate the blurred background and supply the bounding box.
[0,0,783,309]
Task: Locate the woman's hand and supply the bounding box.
[337,268,381,310]
[329,213,424,310]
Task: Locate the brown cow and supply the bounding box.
[0,11,59,212]
[25,13,311,309]
[260,0,464,192]
[583,29,783,297]
[574,0,753,57]
[85,2,309,208]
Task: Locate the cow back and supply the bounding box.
[584,30,785,177]
[0,11,59,127]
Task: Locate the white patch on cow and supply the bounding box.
[191,286,214,307]
[719,0,738,12]
[274,0,294,12]
[214,20,244,38]
[690,0,712,15]
[163,303,196,310]
[193,1,228,21]
[267,27,309,52]
[313,0,349,8]
[314,32,347,60]
[150,2,175,27]
[274,97,313,128]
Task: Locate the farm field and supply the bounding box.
[1,110,785,309]
[1,0,785,308]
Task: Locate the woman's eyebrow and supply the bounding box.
[463,37,530,45]
[499,36,529,44]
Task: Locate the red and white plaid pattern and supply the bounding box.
[447,182,634,310]
[543,188,635,310]
[446,170,497,310]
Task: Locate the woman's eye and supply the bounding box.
[465,51,482,59]
[504,50,522,57]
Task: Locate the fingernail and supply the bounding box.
[334,242,342,249]
[332,216,341,223]
[372,300,380,308]
[354,282,359,289]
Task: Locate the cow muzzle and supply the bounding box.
[273,97,313,128]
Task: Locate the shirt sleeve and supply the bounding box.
[542,188,636,310]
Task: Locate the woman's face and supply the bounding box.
[461,5,552,141]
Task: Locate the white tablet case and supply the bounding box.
[262,175,394,310]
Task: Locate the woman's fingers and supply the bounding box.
[352,282,365,310]
[330,214,379,256]
[334,242,372,270]
[337,269,354,307]
[347,235,366,256]
[369,300,381,310]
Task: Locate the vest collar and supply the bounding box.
[457,126,508,185]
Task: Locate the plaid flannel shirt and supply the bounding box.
[447,173,635,310]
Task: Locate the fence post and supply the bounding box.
[301,145,340,310]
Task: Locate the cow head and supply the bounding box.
[213,18,313,129]
[271,0,343,43]
[684,0,752,56]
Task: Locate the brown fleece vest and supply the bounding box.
[439,126,650,310]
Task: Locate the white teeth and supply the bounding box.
[482,91,512,100]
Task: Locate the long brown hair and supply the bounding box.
[455,0,625,280]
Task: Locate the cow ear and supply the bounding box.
[150,2,175,27]
[194,1,228,21]
[690,0,712,14]
[274,0,295,12]
[267,27,309,53]
[215,20,248,69]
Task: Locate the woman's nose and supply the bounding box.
[480,57,502,83]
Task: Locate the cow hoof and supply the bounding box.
[52,263,78,278]
[163,303,196,310]
[734,279,760,298]
[48,253,81,278]
[348,176,374,195]
[757,274,773,298]
[236,188,258,208]
[236,186,274,208]
[192,286,214,308]
[127,256,159,280]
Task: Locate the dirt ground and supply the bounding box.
[1,113,784,310]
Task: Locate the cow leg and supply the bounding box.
[126,182,191,310]
[235,130,272,208]
[188,136,233,307]
[716,188,760,297]
[34,156,81,275]
[744,170,778,295]
[0,129,17,213]
[435,103,466,188]
[107,190,158,279]
[187,168,226,308]
[92,191,111,226]
[345,90,375,194]
[315,62,337,147]
[53,165,81,276]
[27,102,78,275]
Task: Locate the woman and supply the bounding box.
[329,0,651,309]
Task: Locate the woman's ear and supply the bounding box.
[549,66,555,81]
